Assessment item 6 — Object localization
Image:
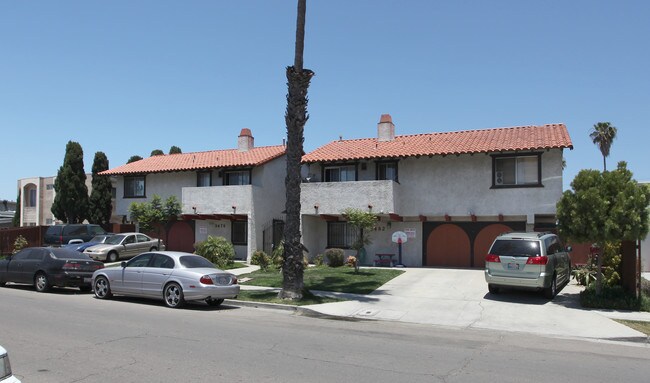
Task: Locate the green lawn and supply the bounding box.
[239,266,404,295]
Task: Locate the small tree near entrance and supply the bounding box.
[128,195,182,249]
[343,208,378,272]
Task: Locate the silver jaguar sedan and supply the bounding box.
[91,251,239,308]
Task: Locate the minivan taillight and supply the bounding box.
[485,254,500,263]
[526,256,548,265]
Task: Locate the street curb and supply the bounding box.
[224,299,369,322]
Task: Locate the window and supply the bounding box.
[151,254,174,269]
[231,220,247,245]
[224,170,251,185]
[126,253,153,267]
[324,165,356,182]
[111,187,117,199]
[327,221,359,248]
[25,188,37,207]
[376,161,398,181]
[197,171,212,187]
[492,153,541,187]
[46,184,54,190]
[124,176,146,198]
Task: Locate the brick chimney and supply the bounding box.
[238,128,254,152]
[377,114,395,142]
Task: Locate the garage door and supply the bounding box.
[167,221,195,253]
[426,224,471,267]
[472,224,513,269]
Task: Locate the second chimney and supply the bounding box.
[377,114,395,142]
[238,128,254,152]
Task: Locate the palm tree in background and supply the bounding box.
[589,122,617,171]
[279,0,314,300]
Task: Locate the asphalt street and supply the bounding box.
[1,285,650,383]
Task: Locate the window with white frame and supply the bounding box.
[324,164,356,182]
[124,176,146,198]
[493,153,541,187]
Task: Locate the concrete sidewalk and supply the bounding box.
[229,265,650,343]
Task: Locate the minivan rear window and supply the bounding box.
[489,239,540,257]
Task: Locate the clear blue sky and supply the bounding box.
[2,1,649,202]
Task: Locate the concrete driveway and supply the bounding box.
[303,268,650,342]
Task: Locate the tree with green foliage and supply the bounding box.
[343,208,378,271]
[52,141,89,223]
[590,122,617,172]
[169,146,182,154]
[150,149,164,156]
[127,155,143,164]
[557,162,650,295]
[128,195,182,249]
[280,0,314,301]
[88,152,113,225]
[12,191,20,227]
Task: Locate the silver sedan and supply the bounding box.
[84,233,163,263]
[91,251,239,308]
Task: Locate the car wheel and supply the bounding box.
[149,247,158,251]
[94,276,112,299]
[34,272,51,292]
[79,285,92,293]
[107,251,119,263]
[488,284,500,294]
[164,283,185,308]
[544,275,557,299]
[206,298,224,307]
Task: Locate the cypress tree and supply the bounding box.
[52,141,89,223]
[88,151,113,225]
[12,190,21,227]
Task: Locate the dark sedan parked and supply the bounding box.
[0,247,104,292]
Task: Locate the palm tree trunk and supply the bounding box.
[279,0,314,300]
[603,156,607,172]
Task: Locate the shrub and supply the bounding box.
[580,284,650,311]
[325,248,345,267]
[271,241,284,269]
[251,250,271,271]
[194,236,235,269]
[314,254,325,266]
[13,235,28,254]
[346,255,357,268]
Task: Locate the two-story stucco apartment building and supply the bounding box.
[102,115,573,266]
[102,129,287,260]
[300,115,573,267]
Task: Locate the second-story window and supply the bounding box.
[492,153,541,187]
[124,175,146,198]
[224,169,251,185]
[376,161,398,182]
[197,171,212,187]
[324,165,357,182]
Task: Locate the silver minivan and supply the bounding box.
[484,232,571,299]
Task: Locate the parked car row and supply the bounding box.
[0,246,240,309]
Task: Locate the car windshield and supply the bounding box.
[105,235,126,245]
[179,256,216,269]
[0,353,11,380]
[50,248,93,260]
[490,239,540,257]
[90,235,110,243]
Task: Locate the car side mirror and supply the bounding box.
[121,261,127,268]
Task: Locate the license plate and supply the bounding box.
[506,263,520,270]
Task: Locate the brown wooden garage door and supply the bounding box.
[166,221,195,253]
[472,224,513,269]
[426,224,471,267]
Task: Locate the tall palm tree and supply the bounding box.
[279,0,314,300]
[589,122,617,171]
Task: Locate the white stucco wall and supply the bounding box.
[115,172,196,218]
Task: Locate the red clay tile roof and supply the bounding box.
[102,145,286,175]
[302,124,572,163]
